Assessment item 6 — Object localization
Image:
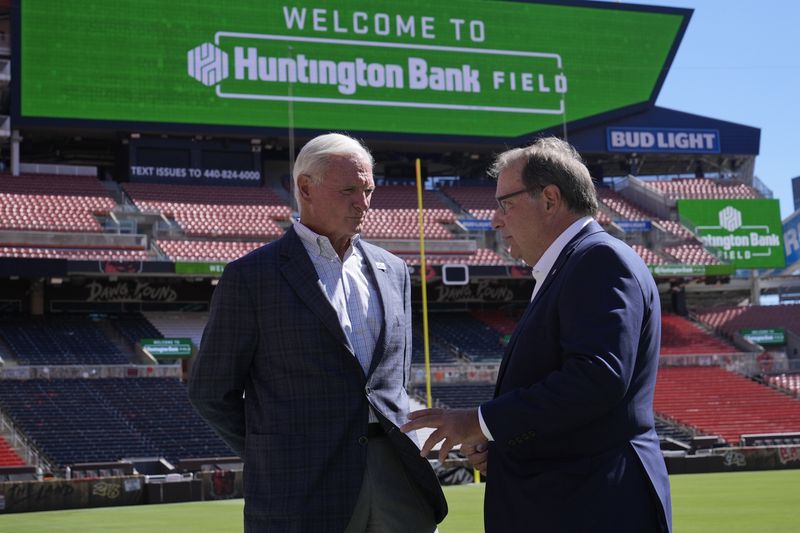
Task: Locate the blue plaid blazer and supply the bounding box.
[189,226,446,532]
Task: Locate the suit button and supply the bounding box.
[358,436,368,446]
[365,387,373,395]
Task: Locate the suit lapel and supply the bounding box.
[279,227,356,357]
[358,242,390,376]
[527,220,605,309]
[494,221,606,394]
[494,301,534,395]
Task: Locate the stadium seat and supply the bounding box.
[0,378,235,467]
[654,366,800,445]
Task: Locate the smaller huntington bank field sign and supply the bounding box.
[740,328,785,345]
[141,338,193,358]
[677,199,785,269]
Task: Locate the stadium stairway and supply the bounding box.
[0,435,26,467]
[660,313,740,356]
[95,319,139,361]
[144,312,209,348]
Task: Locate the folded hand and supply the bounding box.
[461,440,488,475]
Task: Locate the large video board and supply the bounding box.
[14,0,689,139]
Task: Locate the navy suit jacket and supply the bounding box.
[188,227,446,532]
[481,221,672,532]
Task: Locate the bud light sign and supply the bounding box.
[607,127,720,154]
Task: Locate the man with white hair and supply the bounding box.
[190,133,446,532]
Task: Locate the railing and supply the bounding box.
[658,352,800,378]
[410,362,500,385]
[19,163,98,176]
[0,410,52,472]
[619,175,673,218]
[766,359,800,374]
[101,217,137,235]
[0,229,147,249]
[0,365,182,380]
[411,353,785,384]
[658,352,760,372]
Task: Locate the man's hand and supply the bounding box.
[400,408,484,462]
[461,440,489,476]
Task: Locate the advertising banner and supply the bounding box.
[607,127,720,153]
[615,219,652,232]
[677,199,785,269]
[45,279,213,304]
[649,264,733,277]
[127,138,262,185]
[458,219,494,231]
[413,278,533,303]
[0,477,144,514]
[739,328,785,345]
[140,338,194,357]
[15,0,689,139]
[175,262,227,276]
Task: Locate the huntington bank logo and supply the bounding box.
[184,31,567,115]
[187,43,229,86]
[719,206,742,232]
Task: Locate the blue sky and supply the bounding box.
[608,0,800,219]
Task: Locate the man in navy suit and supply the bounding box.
[403,137,671,532]
[189,133,446,532]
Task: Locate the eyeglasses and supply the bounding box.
[495,186,538,214]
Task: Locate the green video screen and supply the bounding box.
[17,0,688,139]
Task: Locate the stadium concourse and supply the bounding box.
[2,0,800,515]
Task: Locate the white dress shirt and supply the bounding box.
[294,221,383,421]
[529,216,594,301]
[478,216,594,441]
[294,221,382,373]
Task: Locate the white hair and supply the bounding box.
[292,133,374,206]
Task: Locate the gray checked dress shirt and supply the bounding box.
[294,222,383,422]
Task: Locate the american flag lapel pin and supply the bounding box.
[375,261,387,271]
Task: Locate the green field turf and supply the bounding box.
[2,470,798,532]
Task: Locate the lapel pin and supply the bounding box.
[375,261,387,271]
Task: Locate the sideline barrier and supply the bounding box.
[0,475,144,514]
[665,445,800,474]
[435,446,800,484]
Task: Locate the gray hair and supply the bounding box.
[490,137,598,216]
[292,133,374,206]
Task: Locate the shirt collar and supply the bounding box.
[531,216,593,284]
[294,220,360,262]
